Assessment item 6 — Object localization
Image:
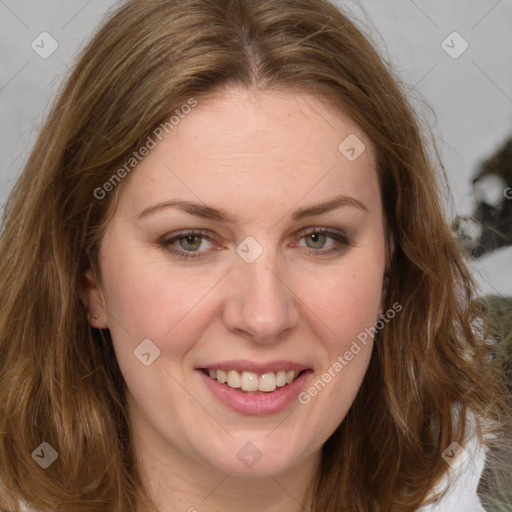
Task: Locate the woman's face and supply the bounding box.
[85,87,387,479]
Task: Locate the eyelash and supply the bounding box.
[160,228,350,260]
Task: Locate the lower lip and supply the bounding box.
[198,370,313,415]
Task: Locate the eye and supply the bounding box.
[160,230,217,259]
[304,232,329,249]
[178,234,204,251]
[296,227,350,255]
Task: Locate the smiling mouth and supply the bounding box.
[200,368,305,393]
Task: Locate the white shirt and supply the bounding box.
[417,428,488,512]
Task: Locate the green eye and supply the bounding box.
[305,232,328,249]
[179,235,203,251]
[297,228,350,256]
[161,230,214,258]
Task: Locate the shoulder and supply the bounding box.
[0,498,41,512]
[417,418,489,512]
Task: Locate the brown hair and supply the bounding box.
[0,0,508,510]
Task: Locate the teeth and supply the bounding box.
[241,372,259,391]
[276,370,287,387]
[227,370,241,388]
[259,372,276,392]
[206,368,301,392]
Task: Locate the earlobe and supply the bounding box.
[87,309,105,329]
[80,268,108,329]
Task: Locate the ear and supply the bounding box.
[79,268,108,329]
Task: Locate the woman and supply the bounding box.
[0,0,509,511]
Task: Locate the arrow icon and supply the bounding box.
[441,32,468,59]
[441,441,468,468]
[31,442,58,468]
[236,237,263,263]
[134,339,161,366]
[31,32,59,59]
[338,134,365,161]
[237,442,262,467]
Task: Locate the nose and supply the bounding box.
[221,253,300,344]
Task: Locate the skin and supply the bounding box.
[83,86,388,512]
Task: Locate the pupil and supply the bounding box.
[308,233,326,249]
[181,235,201,251]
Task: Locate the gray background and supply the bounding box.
[1,0,511,295]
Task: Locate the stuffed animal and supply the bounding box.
[454,138,512,258]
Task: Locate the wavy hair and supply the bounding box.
[0,0,508,510]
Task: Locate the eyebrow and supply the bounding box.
[291,195,367,221]
[136,194,367,223]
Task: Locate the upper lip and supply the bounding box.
[197,360,312,374]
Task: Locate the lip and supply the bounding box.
[197,359,311,374]
[197,367,313,416]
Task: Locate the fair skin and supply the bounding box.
[83,87,388,512]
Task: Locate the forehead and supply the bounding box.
[115,86,380,221]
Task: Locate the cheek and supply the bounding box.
[294,267,380,436]
[301,262,384,347]
[99,245,225,368]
